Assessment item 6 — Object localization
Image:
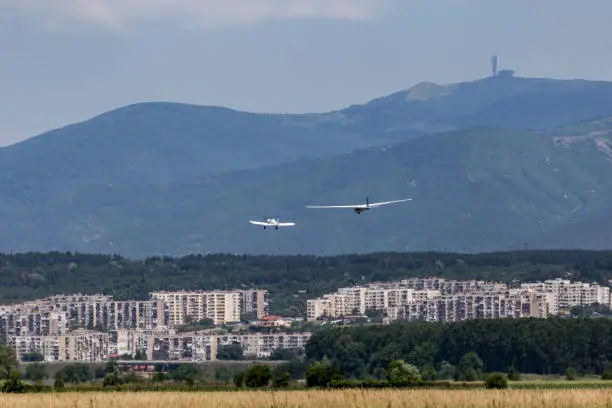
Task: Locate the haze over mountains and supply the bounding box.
[3,73,612,257]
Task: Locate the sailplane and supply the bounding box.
[305,197,412,214]
[249,218,296,229]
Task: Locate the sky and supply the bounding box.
[1,0,612,146]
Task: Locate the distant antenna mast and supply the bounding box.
[491,55,498,76]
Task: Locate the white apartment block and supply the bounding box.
[150,289,268,326]
[521,279,612,310]
[48,297,169,331]
[108,328,176,357]
[0,308,68,339]
[307,277,605,322]
[9,329,110,362]
[148,332,217,362]
[401,290,555,322]
[217,332,312,359]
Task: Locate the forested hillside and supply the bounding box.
[3,75,612,256]
[2,250,612,315]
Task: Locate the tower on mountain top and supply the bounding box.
[491,55,498,76]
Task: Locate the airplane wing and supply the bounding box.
[368,198,412,207]
[305,204,366,209]
[277,222,296,227]
[249,220,272,226]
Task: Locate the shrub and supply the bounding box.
[305,361,344,388]
[2,372,26,393]
[272,370,291,388]
[485,372,508,389]
[602,365,612,380]
[233,371,245,387]
[103,372,122,387]
[566,368,578,381]
[244,364,272,388]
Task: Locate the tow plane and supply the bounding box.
[249,218,296,229]
[305,196,412,214]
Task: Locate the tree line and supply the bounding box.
[304,318,612,380]
[2,250,612,315]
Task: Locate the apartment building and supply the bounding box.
[149,332,217,362]
[400,290,555,322]
[9,329,110,362]
[307,277,602,322]
[0,307,68,339]
[521,279,612,310]
[217,332,312,359]
[150,289,268,326]
[49,297,169,330]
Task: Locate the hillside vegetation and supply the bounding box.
[2,123,612,256]
[1,250,612,315]
[2,75,612,256]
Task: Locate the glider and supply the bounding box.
[249,218,296,229]
[305,197,412,214]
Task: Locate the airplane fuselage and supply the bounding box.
[263,218,279,229]
[354,207,370,214]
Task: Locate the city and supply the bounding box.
[3,277,610,363]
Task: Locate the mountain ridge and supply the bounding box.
[3,75,612,256]
[2,120,612,257]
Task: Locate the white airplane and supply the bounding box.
[249,218,296,229]
[305,196,412,214]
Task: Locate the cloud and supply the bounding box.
[0,0,390,30]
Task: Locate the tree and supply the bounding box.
[455,352,484,382]
[55,363,92,384]
[507,363,521,381]
[385,360,421,385]
[54,377,64,390]
[305,360,344,388]
[421,364,438,381]
[217,343,244,360]
[269,348,298,361]
[437,361,455,380]
[103,373,122,387]
[244,364,272,388]
[21,352,44,362]
[365,309,384,323]
[105,359,120,376]
[602,364,612,380]
[566,367,578,381]
[2,372,25,393]
[151,372,168,382]
[170,364,201,384]
[0,345,18,379]
[214,366,235,384]
[485,372,508,389]
[272,368,291,388]
[25,362,47,381]
[233,371,245,387]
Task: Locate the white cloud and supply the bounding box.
[0,0,390,30]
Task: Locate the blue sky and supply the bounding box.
[1,0,611,146]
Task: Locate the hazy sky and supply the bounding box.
[1,0,612,146]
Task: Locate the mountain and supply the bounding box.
[3,118,612,257]
[5,74,612,191]
[4,74,612,256]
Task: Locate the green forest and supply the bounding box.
[1,250,612,315]
[304,318,612,380]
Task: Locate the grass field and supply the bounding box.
[3,389,612,408]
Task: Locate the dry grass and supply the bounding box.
[1,389,612,408]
